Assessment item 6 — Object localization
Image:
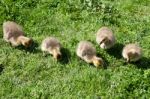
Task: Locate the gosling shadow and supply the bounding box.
[59,48,71,64]
[16,41,40,53]
[106,43,124,59]
[0,64,4,74]
[131,57,150,69]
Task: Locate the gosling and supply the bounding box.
[3,21,32,48]
[96,27,116,49]
[122,44,142,62]
[76,41,103,68]
[41,37,62,60]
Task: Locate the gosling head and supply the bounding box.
[92,56,103,68]
[18,36,33,48]
[22,38,33,48]
[52,48,62,60]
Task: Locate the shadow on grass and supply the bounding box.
[131,57,150,69]
[0,64,4,74]
[59,48,71,64]
[16,41,41,53]
[106,43,124,59]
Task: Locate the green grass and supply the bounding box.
[0,0,150,98]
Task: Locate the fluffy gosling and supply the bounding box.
[76,41,103,68]
[3,21,32,48]
[122,43,142,62]
[41,37,62,60]
[96,27,116,49]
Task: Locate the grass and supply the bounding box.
[0,0,150,98]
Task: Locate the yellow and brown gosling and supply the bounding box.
[76,41,103,68]
[122,43,142,62]
[96,27,116,49]
[41,37,62,60]
[3,21,32,48]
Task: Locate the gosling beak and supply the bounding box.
[53,49,62,60]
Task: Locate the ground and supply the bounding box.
[0,0,150,98]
